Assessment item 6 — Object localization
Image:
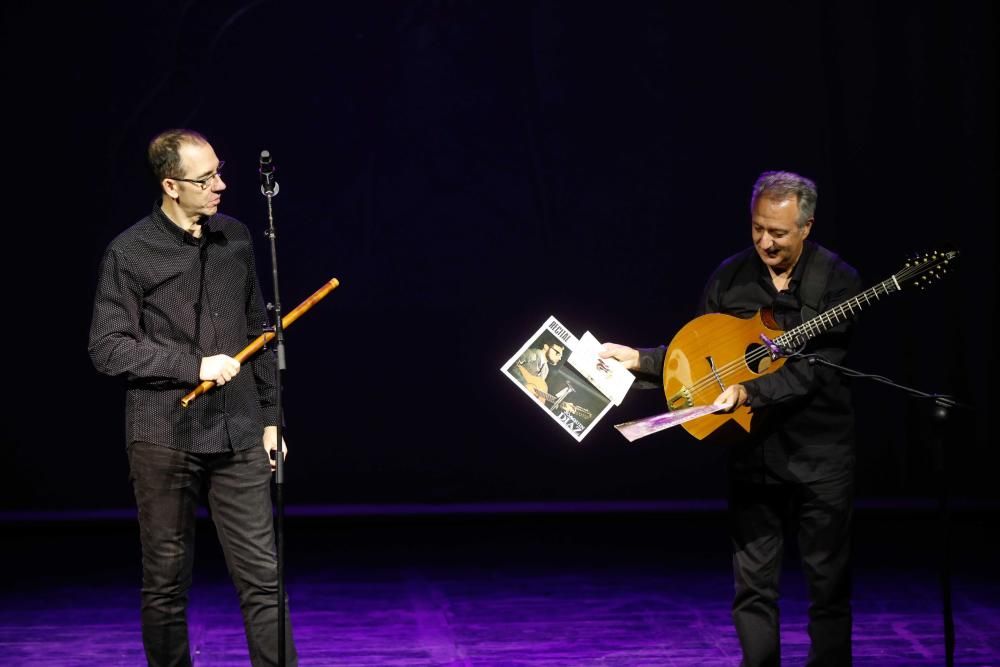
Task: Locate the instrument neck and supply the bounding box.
[777,276,899,346]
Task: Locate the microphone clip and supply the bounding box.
[759,334,786,360]
[259,150,279,197]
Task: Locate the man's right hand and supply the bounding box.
[200,354,240,385]
[713,384,748,412]
[598,342,640,371]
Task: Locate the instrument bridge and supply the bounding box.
[668,387,694,410]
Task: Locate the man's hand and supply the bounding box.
[598,342,640,371]
[263,425,288,471]
[200,354,240,385]
[713,384,748,412]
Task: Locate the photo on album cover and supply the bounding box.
[500,316,617,442]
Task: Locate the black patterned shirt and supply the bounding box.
[636,241,863,483]
[89,204,278,453]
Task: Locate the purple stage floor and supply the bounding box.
[2,507,998,665]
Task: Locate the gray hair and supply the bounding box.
[750,170,817,228]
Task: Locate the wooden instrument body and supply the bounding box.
[663,309,785,440]
[658,249,958,440]
[516,365,550,403]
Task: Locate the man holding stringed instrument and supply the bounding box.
[602,171,863,666]
[88,129,297,666]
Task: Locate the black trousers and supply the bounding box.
[128,442,297,667]
[729,470,853,667]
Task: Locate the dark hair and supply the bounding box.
[535,332,565,352]
[147,128,209,186]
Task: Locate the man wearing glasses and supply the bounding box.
[89,129,297,666]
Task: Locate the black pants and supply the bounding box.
[729,471,853,667]
[128,442,297,667]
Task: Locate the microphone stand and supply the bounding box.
[259,152,288,666]
[787,349,971,667]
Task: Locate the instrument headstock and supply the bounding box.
[896,249,959,290]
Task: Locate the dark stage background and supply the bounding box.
[3,1,996,511]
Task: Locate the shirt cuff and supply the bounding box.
[636,345,665,376]
[261,406,281,427]
[179,354,202,385]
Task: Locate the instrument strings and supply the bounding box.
[677,253,949,404]
[681,276,904,403]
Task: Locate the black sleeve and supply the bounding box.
[631,345,666,388]
[88,246,201,383]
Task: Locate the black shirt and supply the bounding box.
[89,204,278,453]
[639,241,863,482]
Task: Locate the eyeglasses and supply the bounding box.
[172,161,225,190]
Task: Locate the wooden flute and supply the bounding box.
[180,277,340,407]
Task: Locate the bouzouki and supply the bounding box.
[663,250,957,439]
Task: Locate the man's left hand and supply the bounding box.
[263,425,288,471]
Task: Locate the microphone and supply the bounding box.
[259,150,279,196]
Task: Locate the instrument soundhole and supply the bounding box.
[745,344,772,374]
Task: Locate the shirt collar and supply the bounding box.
[151,202,211,246]
[786,241,817,289]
